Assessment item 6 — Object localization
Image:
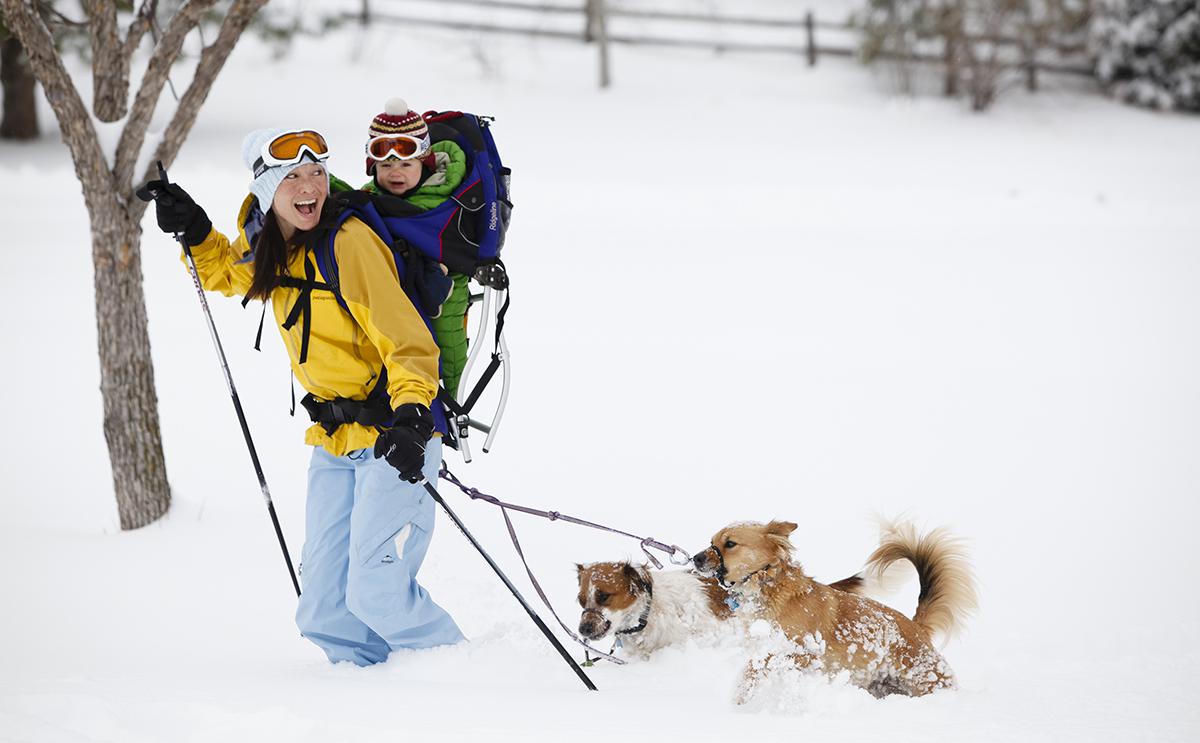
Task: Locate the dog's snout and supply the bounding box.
[692,546,717,573]
[578,610,610,640]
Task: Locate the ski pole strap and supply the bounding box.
[437,465,692,570]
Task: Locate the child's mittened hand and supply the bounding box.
[419,260,454,318]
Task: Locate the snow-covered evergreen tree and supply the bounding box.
[1091,0,1200,111]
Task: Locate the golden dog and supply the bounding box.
[693,520,977,699]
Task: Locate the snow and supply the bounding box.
[2,12,1200,743]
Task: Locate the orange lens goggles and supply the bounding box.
[366,133,430,162]
[254,130,330,177]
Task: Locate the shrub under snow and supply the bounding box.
[1091,0,1200,111]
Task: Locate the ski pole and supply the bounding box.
[149,162,301,598]
[423,479,597,691]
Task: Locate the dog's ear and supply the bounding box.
[765,520,797,554]
[623,563,650,595]
[766,520,797,537]
[576,563,585,578]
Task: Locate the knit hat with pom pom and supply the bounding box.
[365,97,436,175]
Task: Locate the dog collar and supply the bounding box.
[741,562,778,585]
[617,608,650,636]
[721,561,779,591]
[617,582,653,636]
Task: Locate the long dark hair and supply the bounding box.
[246,200,340,301]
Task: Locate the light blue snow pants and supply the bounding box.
[295,437,465,665]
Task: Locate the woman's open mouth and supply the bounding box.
[295,199,318,216]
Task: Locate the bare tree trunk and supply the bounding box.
[1,34,38,139]
[92,203,171,529]
[1,0,267,529]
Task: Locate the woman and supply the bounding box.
[141,128,465,666]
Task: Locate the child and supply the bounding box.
[361,98,472,400]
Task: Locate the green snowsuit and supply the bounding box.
[359,141,471,399]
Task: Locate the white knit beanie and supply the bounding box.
[241,127,330,213]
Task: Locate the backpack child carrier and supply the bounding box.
[298,111,512,461]
[371,111,512,277]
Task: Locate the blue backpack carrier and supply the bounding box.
[297,111,512,449]
[353,110,511,276]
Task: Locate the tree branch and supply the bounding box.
[89,0,131,121]
[122,0,157,57]
[112,0,215,194]
[130,0,267,218]
[32,0,88,29]
[2,0,113,210]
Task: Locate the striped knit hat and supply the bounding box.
[366,97,435,175]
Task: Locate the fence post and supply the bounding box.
[805,11,816,66]
[1022,37,1038,92]
[590,0,611,88]
[360,0,370,26]
[583,0,595,42]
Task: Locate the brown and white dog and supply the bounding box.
[574,562,869,660]
[692,520,977,699]
[575,562,733,658]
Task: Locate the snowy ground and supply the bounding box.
[2,10,1199,743]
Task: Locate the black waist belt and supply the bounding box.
[301,393,393,435]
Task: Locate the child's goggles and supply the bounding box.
[365,133,431,162]
[253,130,330,178]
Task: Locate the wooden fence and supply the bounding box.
[352,0,1092,89]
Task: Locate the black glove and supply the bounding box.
[473,262,509,290]
[136,179,212,247]
[373,403,435,483]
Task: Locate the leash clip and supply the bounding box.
[667,545,693,566]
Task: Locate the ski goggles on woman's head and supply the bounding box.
[365,133,431,162]
[253,129,330,178]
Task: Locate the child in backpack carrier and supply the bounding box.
[360,98,472,400]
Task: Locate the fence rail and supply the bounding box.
[354,0,1093,87]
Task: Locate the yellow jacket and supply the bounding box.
[188,195,440,456]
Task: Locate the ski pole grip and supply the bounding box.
[154,160,190,247]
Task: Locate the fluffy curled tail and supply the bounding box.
[865,521,978,641]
